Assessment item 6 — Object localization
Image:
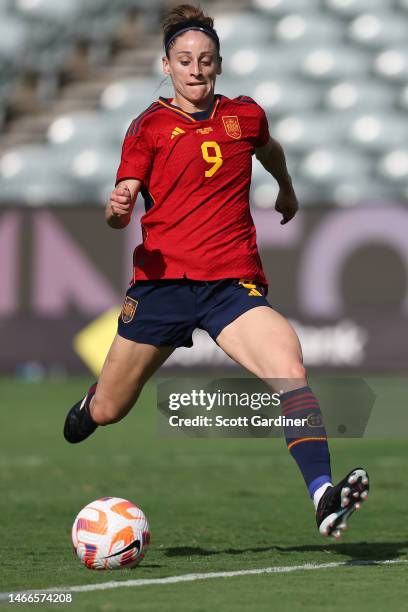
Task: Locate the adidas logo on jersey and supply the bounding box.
[171,127,186,139]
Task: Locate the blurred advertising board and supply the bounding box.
[0,205,406,373]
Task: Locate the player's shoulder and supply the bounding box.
[221,94,265,116]
[233,95,260,106]
[125,101,164,138]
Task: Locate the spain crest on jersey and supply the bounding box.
[222,116,241,139]
[121,296,138,323]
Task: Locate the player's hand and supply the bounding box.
[109,185,132,218]
[275,186,299,225]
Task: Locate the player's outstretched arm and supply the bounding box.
[105,179,142,229]
[255,137,299,225]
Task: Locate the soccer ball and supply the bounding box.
[71,497,150,570]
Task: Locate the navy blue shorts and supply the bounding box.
[117,279,271,348]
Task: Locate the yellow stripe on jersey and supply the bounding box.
[158,99,197,122]
[210,97,220,119]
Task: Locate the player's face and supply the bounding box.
[163,30,222,110]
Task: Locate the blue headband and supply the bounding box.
[165,25,220,54]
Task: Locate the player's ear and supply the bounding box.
[162,55,171,76]
[216,55,222,76]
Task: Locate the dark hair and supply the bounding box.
[162,4,220,57]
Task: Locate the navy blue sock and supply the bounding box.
[280,386,332,498]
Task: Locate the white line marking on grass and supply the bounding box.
[0,559,407,600]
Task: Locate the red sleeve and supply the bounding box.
[254,105,270,148]
[115,121,154,186]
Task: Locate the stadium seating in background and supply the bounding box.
[324,0,393,17]
[15,0,83,24]
[378,149,408,184]
[47,111,116,149]
[68,147,118,196]
[0,0,165,126]
[100,77,173,115]
[223,45,316,77]
[251,157,279,206]
[274,13,343,43]
[347,13,407,49]
[0,144,83,205]
[348,113,408,153]
[299,147,371,184]
[300,46,372,80]
[253,0,321,16]
[223,78,321,114]
[13,0,121,75]
[398,85,408,111]
[373,46,408,82]
[45,111,119,199]
[273,112,357,152]
[0,0,408,206]
[323,80,397,111]
[329,179,402,206]
[214,11,273,48]
[0,14,28,80]
[0,140,118,206]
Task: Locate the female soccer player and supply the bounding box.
[64,4,369,538]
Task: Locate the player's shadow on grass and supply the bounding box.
[276,542,408,562]
[165,542,408,562]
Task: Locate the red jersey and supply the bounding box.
[116,94,270,285]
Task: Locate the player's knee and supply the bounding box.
[286,361,306,381]
[257,359,306,381]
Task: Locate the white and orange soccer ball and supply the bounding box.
[71,497,150,570]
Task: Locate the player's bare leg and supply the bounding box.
[63,335,174,443]
[215,305,305,389]
[216,306,369,538]
[91,335,174,424]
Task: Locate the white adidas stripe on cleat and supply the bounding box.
[79,395,87,410]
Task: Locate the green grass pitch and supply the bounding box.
[0,376,407,611]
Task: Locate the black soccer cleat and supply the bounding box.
[63,383,98,444]
[316,468,369,539]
